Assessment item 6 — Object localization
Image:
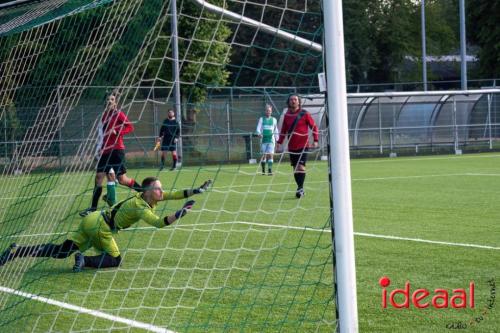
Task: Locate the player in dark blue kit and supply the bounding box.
[156,109,180,171]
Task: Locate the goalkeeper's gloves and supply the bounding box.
[153,141,161,151]
[193,179,212,194]
[174,200,195,219]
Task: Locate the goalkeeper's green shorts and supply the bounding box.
[70,211,120,257]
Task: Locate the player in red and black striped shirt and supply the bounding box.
[277,95,319,198]
[80,90,142,217]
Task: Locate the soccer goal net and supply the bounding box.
[0,1,335,332]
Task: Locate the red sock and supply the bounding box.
[127,178,142,191]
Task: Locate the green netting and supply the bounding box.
[0,0,113,37]
[0,1,332,332]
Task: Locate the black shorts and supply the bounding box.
[97,150,127,175]
[161,144,176,152]
[161,139,177,152]
[289,148,308,168]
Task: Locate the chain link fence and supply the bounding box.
[1,86,499,171]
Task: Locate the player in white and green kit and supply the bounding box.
[255,104,279,175]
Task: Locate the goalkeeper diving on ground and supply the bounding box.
[0,177,212,272]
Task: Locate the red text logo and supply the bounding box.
[379,276,474,309]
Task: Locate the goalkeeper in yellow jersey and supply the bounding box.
[0,177,212,272]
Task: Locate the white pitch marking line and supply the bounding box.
[223,222,500,250]
[351,153,500,164]
[0,286,175,333]
[210,172,495,190]
[352,173,466,181]
[3,172,498,201]
[186,221,500,251]
[6,221,499,251]
[351,173,500,181]
[173,221,500,251]
[353,232,500,250]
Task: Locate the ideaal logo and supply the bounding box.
[379,276,475,309]
[378,276,496,330]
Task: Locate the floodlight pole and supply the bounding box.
[171,0,183,162]
[323,1,358,332]
[421,0,427,91]
[459,0,467,90]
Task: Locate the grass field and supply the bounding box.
[0,152,499,332]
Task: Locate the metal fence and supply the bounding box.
[1,86,499,171]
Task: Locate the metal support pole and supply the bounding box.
[452,96,459,152]
[391,104,397,155]
[378,99,383,154]
[323,1,359,332]
[57,86,62,170]
[3,110,7,160]
[487,94,492,149]
[226,102,230,161]
[249,134,253,161]
[389,128,394,153]
[81,98,85,147]
[171,0,183,163]
[152,88,159,163]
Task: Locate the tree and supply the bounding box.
[467,0,500,78]
[137,0,232,107]
[343,0,378,84]
[177,0,232,105]
[344,0,461,84]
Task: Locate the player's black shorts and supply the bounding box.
[289,148,308,168]
[97,150,127,175]
[161,144,176,152]
[161,139,177,152]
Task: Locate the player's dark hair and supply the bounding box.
[287,94,301,107]
[142,177,158,189]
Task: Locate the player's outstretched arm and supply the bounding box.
[192,179,212,194]
[162,180,212,200]
[164,200,195,225]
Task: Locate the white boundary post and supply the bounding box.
[322,1,359,332]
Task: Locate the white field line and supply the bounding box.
[353,232,500,250]
[180,153,500,170]
[0,286,175,333]
[1,172,499,201]
[213,172,500,190]
[0,172,500,200]
[2,152,499,182]
[350,153,500,164]
[351,172,499,181]
[352,173,465,181]
[224,221,500,250]
[6,221,500,251]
